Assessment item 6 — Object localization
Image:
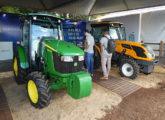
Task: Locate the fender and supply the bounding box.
[95,44,101,55]
[16,46,29,69]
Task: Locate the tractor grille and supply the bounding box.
[132,46,147,58]
[53,52,84,74]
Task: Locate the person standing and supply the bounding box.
[100,29,113,79]
[84,29,95,76]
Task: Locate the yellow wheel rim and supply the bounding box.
[13,57,18,76]
[28,80,39,104]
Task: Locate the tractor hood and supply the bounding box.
[116,40,142,46]
[42,39,84,56]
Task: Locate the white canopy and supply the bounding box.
[1,0,165,15]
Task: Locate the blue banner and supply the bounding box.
[62,20,86,48]
[0,13,21,48]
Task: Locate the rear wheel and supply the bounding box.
[94,47,101,69]
[26,72,51,109]
[119,59,139,79]
[13,50,27,84]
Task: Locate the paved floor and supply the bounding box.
[0,60,13,72]
[0,58,164,120]
[0,85,13,120]
[0,60,13,120]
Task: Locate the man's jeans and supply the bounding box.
[101,54,112,77]
[85,52,94,75]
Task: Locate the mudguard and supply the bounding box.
[16,46,29,69]
[67,72,92,99]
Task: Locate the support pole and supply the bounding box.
[138,13,142,42]
[159,41,163,58]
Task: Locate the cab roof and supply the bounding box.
[28,13,64,20]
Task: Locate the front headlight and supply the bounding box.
[78,55,84,61]
[146,53,152,59]
[61,56,73,62]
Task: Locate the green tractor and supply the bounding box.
[13,13,92,109]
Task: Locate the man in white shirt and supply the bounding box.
[100,29,112,79]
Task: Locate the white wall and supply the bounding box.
[141,11,165,56]
[141,11,165,43]
[104,14,140,42]
[0,42,13,60]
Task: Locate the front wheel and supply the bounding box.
[26,72,51,109]
[119,59,139,79]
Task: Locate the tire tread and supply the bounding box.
[119,59,139,79]
[26,72,51,109]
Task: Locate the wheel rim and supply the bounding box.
[122,63,134,77]
[13,57,18,76]
[28,80,38,104]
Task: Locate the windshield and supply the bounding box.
[92,26,108,44]
[91,25,126,44]
[109,27,126,40]
[31,20,62,41]
[31,19,63,62]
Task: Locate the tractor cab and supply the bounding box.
[91,22,126,69]
[20,13,64,70]
[91,22,126,44]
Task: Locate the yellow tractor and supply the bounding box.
[91,22,158,79]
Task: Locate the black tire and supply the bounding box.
[26,72,51,109]
[94,47,101,69]
[13,50,27,84]
[119,59,139,79]
[144,72,151,75]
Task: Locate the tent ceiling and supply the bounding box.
[54,0,165,15]
[0,0,76,10]
[1,0,165,15]
[90,0,165,15]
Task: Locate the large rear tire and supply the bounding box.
[13,50,27,84]
[119,59,139,79]
[26,72,51,109]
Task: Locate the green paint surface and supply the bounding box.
[41,39,91,99]
[17,47,29,69]
[43,39,84,56]
[67,72,92,99]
